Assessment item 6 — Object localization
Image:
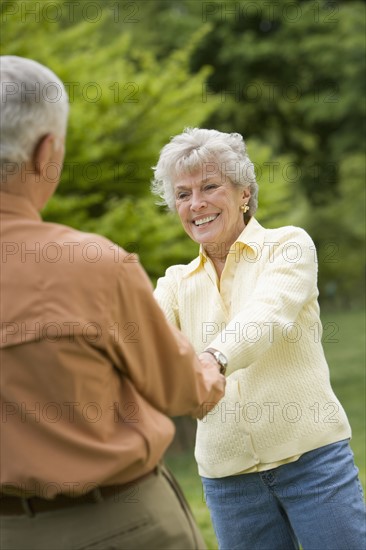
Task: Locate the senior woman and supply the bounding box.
[152,128,365,550]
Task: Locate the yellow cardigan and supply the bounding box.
[154,218,351,478]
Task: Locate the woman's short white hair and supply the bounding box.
[152,128,259,215]
[0,56,69,169]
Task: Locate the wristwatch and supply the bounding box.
[204,348,228,375]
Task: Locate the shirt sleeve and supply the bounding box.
[209,227,319,376]
[107,257,225,419]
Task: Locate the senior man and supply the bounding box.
[0,56,225,550]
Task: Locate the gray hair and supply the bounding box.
[152,128,259,215]
[0,56,69,175]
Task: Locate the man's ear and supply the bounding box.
[32,134,54,175]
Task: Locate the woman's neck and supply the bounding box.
[204,220,249,279]
[209,256,226,279]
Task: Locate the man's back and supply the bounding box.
[0,55,224,550]
[1,191,223,499]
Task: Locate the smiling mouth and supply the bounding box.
[193,214,219,227]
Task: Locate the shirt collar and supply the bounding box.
[234,216,266,249]
[183,217,266,278]
[0,192,41,221]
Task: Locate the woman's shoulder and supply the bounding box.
[264,223,315,247]
[155,258,200,300]
[161,256,201,281]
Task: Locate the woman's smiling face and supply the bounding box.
[174,170,250,252]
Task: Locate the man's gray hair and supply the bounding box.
[152,128,259,215]
[0,56,69,174]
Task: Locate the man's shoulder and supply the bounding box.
[42,220,111,247]
[41,221,129,265]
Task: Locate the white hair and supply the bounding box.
[151,128,259,215]
[0,56,69,171]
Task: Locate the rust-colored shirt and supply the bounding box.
[0,192,224,498]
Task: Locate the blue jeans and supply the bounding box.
[202,440,366,550]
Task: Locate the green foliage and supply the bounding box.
[2,0,364,300]
[246,139,308,229]
[189,0,365,197]
[116,0,365,301]
[1,0,218,230]
[306,153,365,303]
[86,195,198,284]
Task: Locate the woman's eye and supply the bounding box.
[205,184,218,191]
[176,192,189,200]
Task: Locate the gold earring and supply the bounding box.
[240,204,249,213]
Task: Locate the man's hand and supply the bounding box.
[191,353,226,420]
[199,351,222,372]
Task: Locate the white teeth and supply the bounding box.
[194,215,218,226]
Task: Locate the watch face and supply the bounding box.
[205,348,228,369]
[216,352,228,367]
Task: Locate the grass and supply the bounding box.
[321,308,365,486]
[166,308,365,550]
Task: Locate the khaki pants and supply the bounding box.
[0,464,206,550]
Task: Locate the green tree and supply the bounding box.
[120,0,365,301]
[1,0,218,274]
[1,0,299,281]
[306,153,365,304]
[2,0,364,298]
[1,0,217,209]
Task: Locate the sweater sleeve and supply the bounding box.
[209,227,319,376]
[154,266,181,329]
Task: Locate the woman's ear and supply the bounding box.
[242,187,251,202]
[32,134,55,175]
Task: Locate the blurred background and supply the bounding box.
[2,1,365,547]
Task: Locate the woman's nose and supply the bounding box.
[190,191,207,211]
